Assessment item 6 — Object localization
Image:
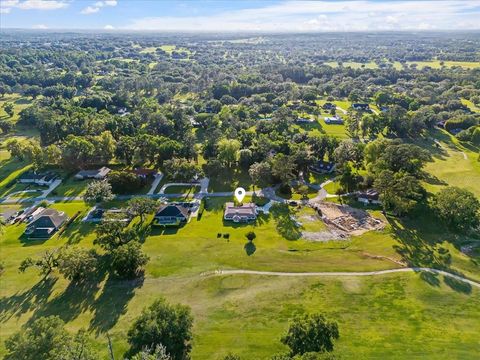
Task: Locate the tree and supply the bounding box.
[94,218,137,251]
[238,149,254,169]
[373,90,390,107]
[127,197,158,224]
[19,249,58,277]
[296,185,309,199]
[3,102,14,117]
[365,139,430,177]
[333,140,363,169]
[57,247,98,282]
[61,135,95,170]
[59,330,98,360]
[374,170,424,215]
[129,345,172,360]
[163,158,200,182]
[249,161,272,188]
[337,163,359,193]
[433,187,480,231]
[5,317,96,360]
[109,171,143,194]
[128,298,193,360]
[217,138,241,168]
[5,316,69,360]
[110,241,149,279]
[271,154,295,185]
[281,313,339,356]
[93,131,116,163]
[83,180,114,204]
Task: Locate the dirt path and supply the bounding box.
[205,268,480,289]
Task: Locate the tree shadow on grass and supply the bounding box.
[26,259,109,324]
[244,241,256,256]
[89,274,144,335]
[133,222,152,243]
[61,222,94,245]
[270,204,302,240]
[419,271,441,287]
[443,275,472,294]
[388,210,474,294]
[421,172,448,186]
[0,277,57,322]
[149,225,181,236]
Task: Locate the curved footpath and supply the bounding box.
[206,267,480,289]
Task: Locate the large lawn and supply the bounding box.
[1,193,479,359]
[422,129,480,197]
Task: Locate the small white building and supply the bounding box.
[18,171,58,186]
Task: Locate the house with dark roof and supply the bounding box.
[296,117,313,123]
[18,171,58,186]
[74,167,111,180]
[224,202,257,223]
[322,102,336,110]
[352,103,370,111]
[131,168,157,179]
[309,160,335,174]
[153,204,189,226]
[356,189,381,205]
[24,208,68,238]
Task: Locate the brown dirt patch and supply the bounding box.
[309,200,385,236]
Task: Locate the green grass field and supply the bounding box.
[421,129,480,197]
[461,98,480,113]
[1,189,479,359]
[1,112,480,358]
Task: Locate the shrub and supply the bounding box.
[245,231,256,241]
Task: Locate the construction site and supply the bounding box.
[309,200,385,237]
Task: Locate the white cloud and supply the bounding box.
[81,0,117,15]
[81,5,99,14]
[104,24,114,30]
[1,0,19,7]
[1,0,67,13]
[32,23,48,29]
[125,0,480,32]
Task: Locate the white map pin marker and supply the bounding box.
[234,187,246,203]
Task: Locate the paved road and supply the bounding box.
[207,268,480,289]
[0,178,334,204]
[147,173,163,195]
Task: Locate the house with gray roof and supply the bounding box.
[74,167,111,180]
[18,171,59,186]
[24,208,68,238]
[153,204,190,226]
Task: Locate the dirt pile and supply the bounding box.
[310,200,385,236]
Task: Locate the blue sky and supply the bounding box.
[1,0,480,31]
